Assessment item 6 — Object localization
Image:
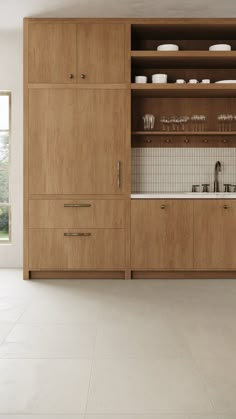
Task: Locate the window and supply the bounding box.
[0,92,11,242]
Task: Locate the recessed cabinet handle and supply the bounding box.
[223,205,230,209]
[64,232,91,237]
[68,73,74,79]
[64,203,91,208]
[160,204,166,209]
[117,161,121,188]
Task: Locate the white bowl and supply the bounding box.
[157,44,179,51]
[209,44,231,51]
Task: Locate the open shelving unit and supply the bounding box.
[130,21,236,146]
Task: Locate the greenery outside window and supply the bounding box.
[0,92,11,242]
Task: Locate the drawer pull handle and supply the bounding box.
[117,160,121,188]
[64,232,91,237]
[160,204,166,209]
[64,204,91,208]
[223,205,230,209]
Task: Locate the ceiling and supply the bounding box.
[0,0,236,31]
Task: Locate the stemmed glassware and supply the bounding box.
[217,114,234,131]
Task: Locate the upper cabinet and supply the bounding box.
[28,22,127,83]
[28,23,77,83]
[77,23,126,83]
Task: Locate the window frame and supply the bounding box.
[0,91,11,244]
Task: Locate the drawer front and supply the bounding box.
[29,199,125,228]
[29,228,125,270]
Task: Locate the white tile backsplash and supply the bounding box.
[132,148,236,193]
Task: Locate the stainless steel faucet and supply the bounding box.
[214,161,222,192]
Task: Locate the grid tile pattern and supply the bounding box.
[132,147,236,193]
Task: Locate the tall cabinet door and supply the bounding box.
[28,88,128,195]
[28,23,77,83]
[77,23,127,83]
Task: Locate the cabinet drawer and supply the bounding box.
[29,228,125,270]
[29,199,125,229]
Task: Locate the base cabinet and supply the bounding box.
[131,200,194,270]
[29,228,125,270]
[194,200,236,270]
[131,199,236,273]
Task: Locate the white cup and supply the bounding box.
[176,79,186,84]
[152,73,167,83]
[201,79,211,84]
[135,75,147,84]
[188,79,199,84]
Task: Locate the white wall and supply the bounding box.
[0,30,23,267]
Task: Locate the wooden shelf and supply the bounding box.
[131,83,236,97]
[131,51,236,68]
[132,131,236,136]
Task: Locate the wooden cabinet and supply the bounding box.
[29,199,125,229]
[194,200,236,270]
[29,229,125,270]
[28,88,128,194]
[131,200,193,270]
[28,23,77,83]
[28,22,127,83]
[77,23,126,83]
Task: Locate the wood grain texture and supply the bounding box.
[28,88,128,195]
[194,200,236,270]
[29,229,125,270]
[132,271,236,279]
[77,23,126,83]
[131,200,194,270]
[29,199,125,228]
[23,19,29,279]
[30,271,125,279]
[28,23,77,83]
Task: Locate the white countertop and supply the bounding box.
[131,193,236,199]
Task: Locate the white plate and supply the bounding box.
[157,44,179,51]
[215,80,236,83]
[209,44,231,51]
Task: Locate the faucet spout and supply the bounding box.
[214,161,222,192]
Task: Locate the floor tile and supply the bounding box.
[95,318,191,358]
[0,416,85,419]
[195,357,236,414]
[0,323,14,344]
[85,415,219,419]
[0,323,97,358]
[0,297,29,322]
[19,293,103,323]
[0,359,92,414]
[177,320,236,358]
[86,358,214,414]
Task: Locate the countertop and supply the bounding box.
[131,193,236,199]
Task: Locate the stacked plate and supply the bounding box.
[157,44,179,51]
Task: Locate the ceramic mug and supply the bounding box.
[135,75,148,83]
[188,79,199,84]
[201,79,211,84]
[152,73,168,83]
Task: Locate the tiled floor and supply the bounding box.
[0,270,236,418]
